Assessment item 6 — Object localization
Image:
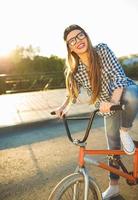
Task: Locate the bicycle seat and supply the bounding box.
[133,140,138,148]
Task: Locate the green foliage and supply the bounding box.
[122,62,138,80]
[0,45,137,94]
[118,54,138,80]
[10,45,40,64]
[4,46,66,91]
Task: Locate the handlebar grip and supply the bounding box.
[110,104,125,111]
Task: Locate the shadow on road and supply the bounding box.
[0,115,104,150]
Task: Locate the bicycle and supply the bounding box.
[49,105,138,200]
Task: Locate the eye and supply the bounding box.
[78,32,85,39]
[68,38,76,46]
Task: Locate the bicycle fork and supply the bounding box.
[73,144,90,200]
[73,167,89,200]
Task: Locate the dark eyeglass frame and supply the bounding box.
[67,31,86,46]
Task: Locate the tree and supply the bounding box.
[10,45,40,63]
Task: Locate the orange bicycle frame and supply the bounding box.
[79,145,138,183]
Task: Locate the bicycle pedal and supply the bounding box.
[126,172,138,186]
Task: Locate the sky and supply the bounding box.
[0,0,137,58]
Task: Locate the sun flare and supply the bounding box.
[0,45,14,57]
[0,0,137,58]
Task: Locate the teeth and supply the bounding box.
[78,43,85,49]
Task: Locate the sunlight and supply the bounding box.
[0,0,137,58]
[0,46,13,57]
[0,95,19,126]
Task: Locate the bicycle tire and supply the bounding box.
[48,173,102,200]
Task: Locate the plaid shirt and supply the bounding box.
[73,43,135,116]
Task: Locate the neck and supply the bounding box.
[79,52,90,66]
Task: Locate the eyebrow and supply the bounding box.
[67,31,83,42]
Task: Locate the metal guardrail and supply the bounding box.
[0,74,137,95]
[0,72,65,94]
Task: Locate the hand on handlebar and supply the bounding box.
[51,106,70,118]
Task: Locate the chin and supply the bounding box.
[77,47,88,55]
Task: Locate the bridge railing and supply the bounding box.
[0,72,65,94]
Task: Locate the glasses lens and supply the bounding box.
[77,32,86,40]
[67,32,86,46]
[68,38,76,46]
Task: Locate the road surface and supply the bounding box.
[0,116,138,200]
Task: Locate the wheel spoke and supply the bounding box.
[48,173,101,200]
[61,181,97,199]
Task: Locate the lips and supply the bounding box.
[77,43,85,49]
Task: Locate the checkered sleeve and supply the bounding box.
[99,43,127,91]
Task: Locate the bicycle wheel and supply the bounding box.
[48,173,102,200]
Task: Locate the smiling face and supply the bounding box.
[66,29,88,56]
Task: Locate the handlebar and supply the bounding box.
[51,104,125,144]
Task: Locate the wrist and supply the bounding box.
[59,104,66,110]
[110,100,120,105]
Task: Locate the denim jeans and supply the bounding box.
[104,84,138,180]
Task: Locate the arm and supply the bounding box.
[100,87,124,113]
[99,44,125,112]
[101,44,127,90]
[100,88,123,113]
[54,96,71,118]
[59,96,70,109]
[111,87,123,104]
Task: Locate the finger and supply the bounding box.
[61,110,68,118]
[54,110,63,118]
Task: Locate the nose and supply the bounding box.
[75,37,82,45]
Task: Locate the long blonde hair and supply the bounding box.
[64,25,101,104]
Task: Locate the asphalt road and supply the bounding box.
[0,116,138,200]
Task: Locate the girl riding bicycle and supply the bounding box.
[53,24,138,199]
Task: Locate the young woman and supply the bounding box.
[54,24,138,199]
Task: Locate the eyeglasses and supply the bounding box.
[67,31,86,46]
